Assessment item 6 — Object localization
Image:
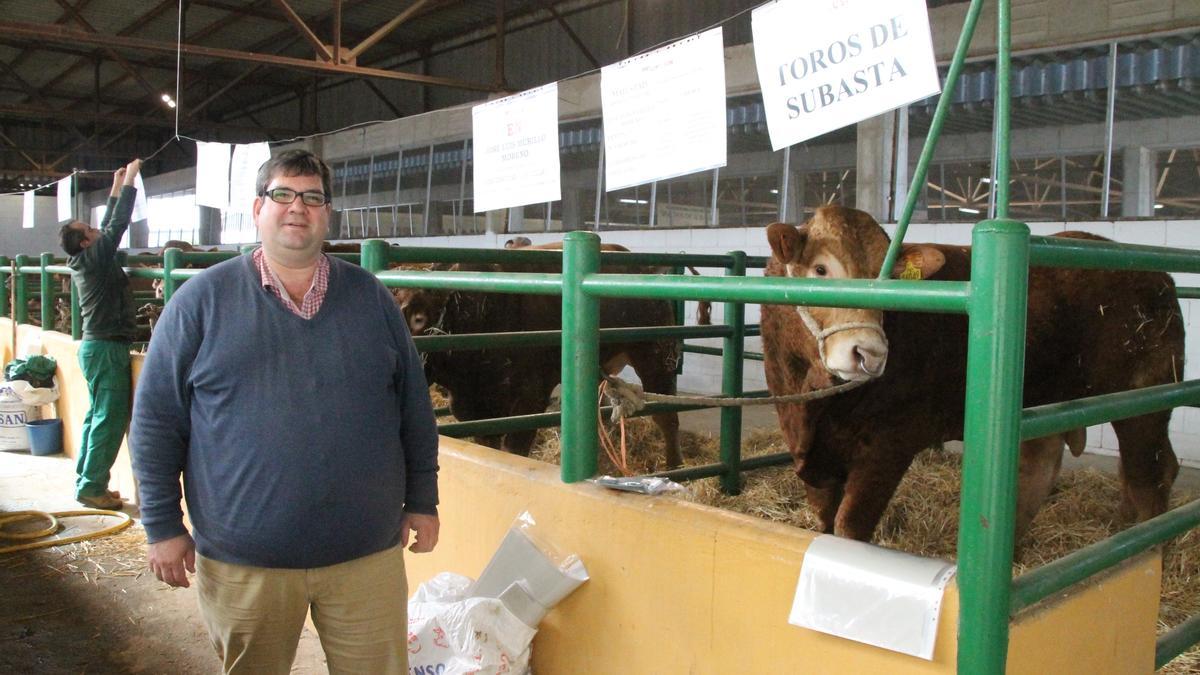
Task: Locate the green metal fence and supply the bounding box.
[4,0,1200,668]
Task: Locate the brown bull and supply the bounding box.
[396,240,684,468]
[762,206,1182,543]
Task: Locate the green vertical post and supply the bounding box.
[671,264,686,375]
[362,239,387,275]
[994,0,1012,218]
[957,218,1030,675]
[719,251,746,495]
[0,256,9,318]
[39,252,54,331]
[13,255,28,325]
[162,247,181,302]
[561,231,600,483]
[879,0,986,279]
[70,273,81,340]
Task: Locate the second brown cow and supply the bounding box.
[396,241,684,468]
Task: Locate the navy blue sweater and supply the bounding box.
[130,253,439,568]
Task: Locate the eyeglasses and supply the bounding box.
[262,187,330,207]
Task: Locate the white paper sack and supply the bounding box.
[408,577,536,675]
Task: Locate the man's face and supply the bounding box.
[252,172,330,267]
[70,221,101,248]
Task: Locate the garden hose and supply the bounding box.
[0,509,133,554]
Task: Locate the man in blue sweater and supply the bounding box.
[60,158,141,511]
[130,149,440,674]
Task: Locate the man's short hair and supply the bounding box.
[255,149,333,203]
[60,223,87,256]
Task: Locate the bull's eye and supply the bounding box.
[814,265,828,277]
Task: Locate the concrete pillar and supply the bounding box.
[128,219,149,248]
[855,111,896,222]
[484,209,507,235]
[506,206,526,232]
[198,206,222,245]
[561,189,584,230]
[1121,146,1155,218]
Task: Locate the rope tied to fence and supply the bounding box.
[601,374,869,423]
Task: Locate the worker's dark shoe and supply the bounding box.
[77,493,123,510]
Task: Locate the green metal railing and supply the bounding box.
[5,0,1200,667]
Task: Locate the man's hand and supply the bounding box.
[147,533,196,588]
[400,512,440,553]
[110,167,127,196]
[123,159,142,186]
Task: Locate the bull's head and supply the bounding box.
[766,206,944,382]
[393,287,449,336]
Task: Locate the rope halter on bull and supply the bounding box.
[601,373,867,424]
[602,301,883,422]
[791,303,889,379]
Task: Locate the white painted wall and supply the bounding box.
[387,218,1200,467]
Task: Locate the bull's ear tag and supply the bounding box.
[899,258,922,280]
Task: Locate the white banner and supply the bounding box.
[752,0,940,150]
[22,190,34,229]
[57,175,72,222]
[195,140,232,209]
[601,27,727,192]
[472,83,561,213]
[131,173,148,223]
[229,143,273,214]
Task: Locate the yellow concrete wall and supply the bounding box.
[1,320,1167,673]
[1008,553,1161,674]
[409,439,1165,674]
[8,325,140,501]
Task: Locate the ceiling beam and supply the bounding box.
[0,102,295,136]
[6,0,96,74]
[0,129,43,170]
[225,0,617,123]
[534,0,599,68]
[0,60,90,142]
[0,19,500,92]
[52,0,172,116]
[28,0,178,107]
[270,0,333,62]
[344,0,434,62]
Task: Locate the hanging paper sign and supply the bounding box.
[195,140,232,209]
[131,173,148,222]
[752,0,940,150]
[601,27,726,192]
[229,143,273,214]
[22,190,35,229]
[57,175,72,222]
[472,83,561,213]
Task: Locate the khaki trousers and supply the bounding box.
[196,545,408,675]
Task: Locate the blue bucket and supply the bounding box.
[26,419,62,456]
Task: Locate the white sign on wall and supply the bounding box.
[472,83,561,213]
[229,142,273,214]
[752,0,940,150]
[601,27,727,192]
[22,190,34,229]
[131,172,148,223]
[57,175,72,222]
[195,140,232,209]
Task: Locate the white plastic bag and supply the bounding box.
[4,378,60,406]
[408,574,535,675]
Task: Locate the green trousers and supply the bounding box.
[75,340,132,499]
